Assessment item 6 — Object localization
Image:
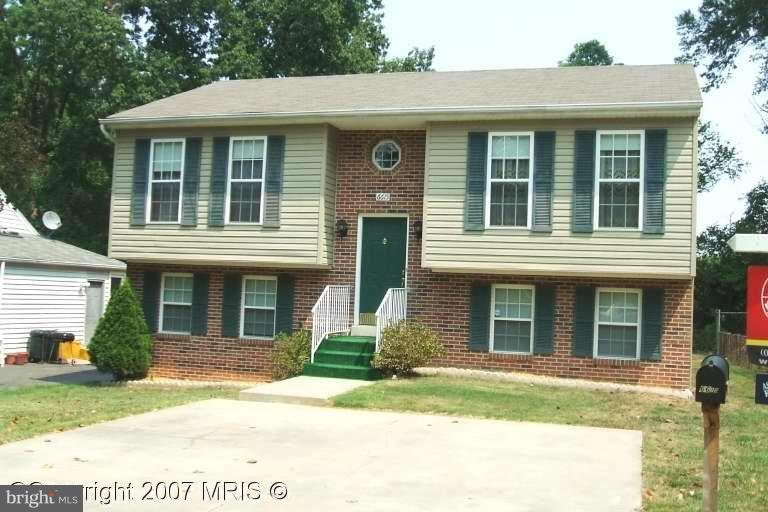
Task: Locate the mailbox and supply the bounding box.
[695,355,729,404]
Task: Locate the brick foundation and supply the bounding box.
[127,130,693,388]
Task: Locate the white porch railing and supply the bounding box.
[310,285,351,363]
[375,288,408,352]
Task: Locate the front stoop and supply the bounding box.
[303,335,382,381]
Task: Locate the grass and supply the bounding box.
[333,360,768,512]
[0,383,239,445]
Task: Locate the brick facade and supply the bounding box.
[129,130,693,388]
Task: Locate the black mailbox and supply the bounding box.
[695,355,729,404]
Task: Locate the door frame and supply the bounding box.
[84,279,105,343]
[354,213,409,325]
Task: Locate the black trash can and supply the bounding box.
[27,330,75,363]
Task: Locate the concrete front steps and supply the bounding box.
[303,335,382,381]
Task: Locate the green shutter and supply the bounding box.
[130,139,151,226]
[191,273,209,335]
[275,274,295,335]
[221,273,242,337]
[532,132,555,232]
[142,271,161,333]
[533,284,555,355]
[469,282,491,352]
[572,286,595,357]
[208,136,229,227]
[263,135,285,228]
[464,132,488,231]
[181,137,202,226]
[641,288,664,360]
[571,130,596,233]
[643,129,667,234]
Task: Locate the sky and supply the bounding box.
[382,0,768,233]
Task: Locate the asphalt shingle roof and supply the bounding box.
[0,231,126,271]
[104,64,701,123]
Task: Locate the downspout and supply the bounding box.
[0,260,5,366]
[99,123,115,143]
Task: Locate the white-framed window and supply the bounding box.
[372,140,401,171]
[595,131,643,230]
[486,132,534,229]
[159,273,193,334]
[594,288,642,360]
[226,136,267,224]
[490,284,535,354]
[148,139,185,223]
[240,276,277,339]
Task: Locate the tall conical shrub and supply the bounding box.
[89,278,153,380]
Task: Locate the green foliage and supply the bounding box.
[677,0,768,132]
[697,121,746,192]
[372,320,445,376]
[379,46,435,73]
[270,330,311,380]
[559,40,614,66]
[89,279,153,380]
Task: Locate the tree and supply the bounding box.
[89,279,153,380]
[697,121,746,192]
[379,46,435,73]
[559,40,614,66]
[678,1,768,132]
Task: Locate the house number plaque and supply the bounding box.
[375,192,391,202]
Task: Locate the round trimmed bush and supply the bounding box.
[372,320,445,376]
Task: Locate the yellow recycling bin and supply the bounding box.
[58,340,90,362]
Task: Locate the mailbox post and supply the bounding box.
[695,355,729,512]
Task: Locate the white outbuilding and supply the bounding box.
[0,190,126,365]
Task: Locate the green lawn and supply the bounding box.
[334,361,768,512]
[0,384,239,445]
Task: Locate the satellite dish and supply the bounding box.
[42,211,62,231]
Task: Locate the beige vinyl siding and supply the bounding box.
[423,118,696,278]
[319,126,338,266]
[109,125,330,267]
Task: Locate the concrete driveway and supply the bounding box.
[0,363,112,387]
[0,399,641,511]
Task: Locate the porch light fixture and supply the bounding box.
[413,219,423,239]
[335,218,349,238]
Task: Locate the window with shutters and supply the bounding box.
[159,273,193,334]
[490,284,535,353]
[240,276,277,339]
[226,136,267,224]
[594,288,642,359]
[486,133,534,229]
[148,139,185,223]
[595,131,643,230]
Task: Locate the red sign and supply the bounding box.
[747,266,768,340]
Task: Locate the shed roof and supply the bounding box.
[0,231,126,271]
[103,64,701,125]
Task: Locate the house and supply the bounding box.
[100,65,700,388]
[0,190,126,365]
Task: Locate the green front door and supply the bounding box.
[358,217,408,324]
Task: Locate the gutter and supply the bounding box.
[99,100,703,127]
[0,261,4,366]
[99,123,116,142]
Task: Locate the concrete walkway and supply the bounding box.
[239,375,373,405]
[0,399,642,511]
